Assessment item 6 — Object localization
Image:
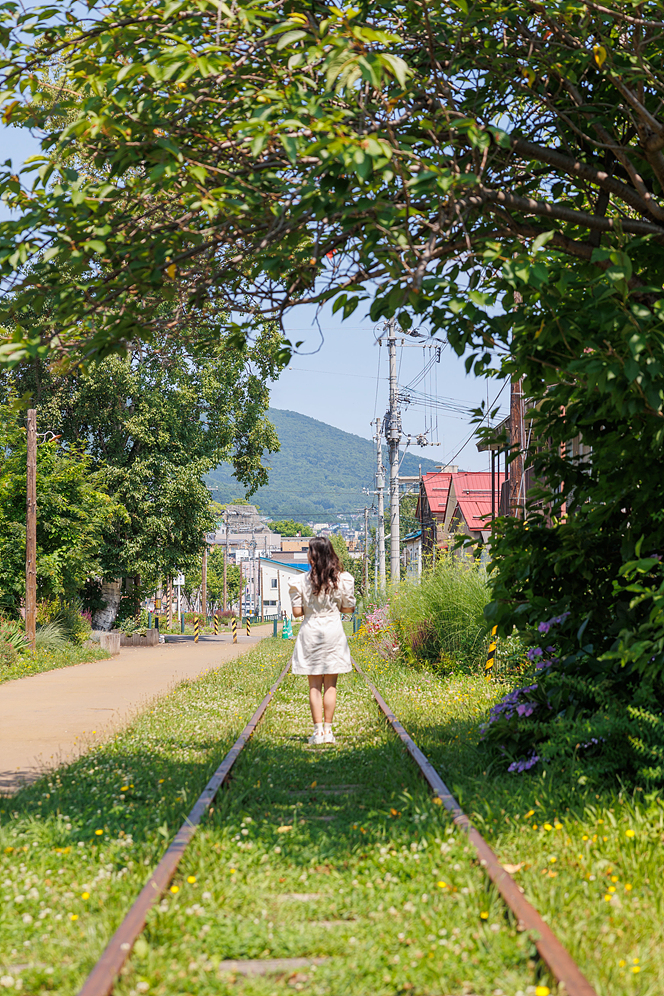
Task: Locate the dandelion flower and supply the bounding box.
[437,881,447,889]
[95,829,103,836]
[582,835,588,841]
[543,823,553,831]
[611,876,618,882]
[625,883,633,891]
[524,810,535,818]
[81,892,90,900]
[480,912,488,919]
[625,829,635,837]
[70,914,79,921]
[604,895,612,902]
[170,885,179,894]
[554,822,563,830]
[187,876,196,884]
[120,786,128,791]
[535,987,550,996]
[631,967,640,974]
[633,958,639,964]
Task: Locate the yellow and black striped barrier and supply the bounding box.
[231,616,237,643]
[213,613,218,635]
[194,616,200,644]
[246,617,251,638]
[485,625,497,680]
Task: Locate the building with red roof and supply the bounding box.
[417,468,506,556]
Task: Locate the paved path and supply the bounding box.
[0,626,275,795]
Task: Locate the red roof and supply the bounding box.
[452,471,505,530]
[421,472,453,514]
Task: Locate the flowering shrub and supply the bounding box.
[361,602,400,661]
[482,602,664,785]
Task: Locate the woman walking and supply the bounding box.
[289,537,356,744]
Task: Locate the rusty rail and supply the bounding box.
[354,659,599,996]
[77,660,291,996]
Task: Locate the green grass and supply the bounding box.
[3,633,661,995]
[0,643,111,685]
[1,638,537,996]
[357,640,664,995]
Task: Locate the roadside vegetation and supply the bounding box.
[0,604,109,685]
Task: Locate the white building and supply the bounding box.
[258,558,309,619]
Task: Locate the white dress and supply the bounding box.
[289,571,356,675]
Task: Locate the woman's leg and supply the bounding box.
[308,675,324,725]
[323,674,338,724]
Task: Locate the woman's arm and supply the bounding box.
[292,607,304,617]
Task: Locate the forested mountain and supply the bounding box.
[207,409,440,519]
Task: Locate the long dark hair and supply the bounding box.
[308,537,342,595]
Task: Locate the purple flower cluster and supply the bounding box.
[486,684,538,725]
[508,752,540,773]
[537,612,570,635]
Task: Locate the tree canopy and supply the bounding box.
[0,400,122,615]
[2,325,281,590]
[269,519,313,537]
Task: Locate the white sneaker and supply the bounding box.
[308,731,325,745]
[323,730,336,744]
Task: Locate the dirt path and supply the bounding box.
[0,626,276,795]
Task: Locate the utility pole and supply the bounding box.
[509,376,524,517]
[363,506,369,593]
[374,417,386,590]
[26,409,37,653]
[223,507,228,611]
[201,544,207,624]
[386,317,401,584]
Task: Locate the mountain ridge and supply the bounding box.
[206,408,441,518]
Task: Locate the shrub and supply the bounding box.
[54,599,92,645]
[0,639,18,667]
[35,621,68,652]
[390,558,490,672]
[0,618,28,655]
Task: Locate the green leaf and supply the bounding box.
[276,29,308,50]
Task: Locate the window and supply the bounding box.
[270,578,278,588]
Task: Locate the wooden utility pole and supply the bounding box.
[167,577,173,629]
[201,546,207,624]
[26,409,37,653]
[509,376,524,517]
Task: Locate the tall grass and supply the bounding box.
[390,557,490,672]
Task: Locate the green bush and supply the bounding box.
[54,599,92,645]
[0,618,28,655]
[35,621,68,652]
[390,557,490,672]
[0,639,18,667]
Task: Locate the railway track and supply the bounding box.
[77,655,598,996]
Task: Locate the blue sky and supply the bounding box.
[2,123,502,471]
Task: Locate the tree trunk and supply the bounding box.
[92,579,123,631]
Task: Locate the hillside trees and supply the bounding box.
[3,0,664,776]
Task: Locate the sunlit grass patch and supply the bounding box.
[0,643,111,685]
